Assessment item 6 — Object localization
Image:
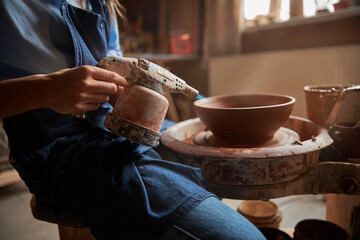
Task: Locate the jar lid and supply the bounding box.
[237,200,279,219]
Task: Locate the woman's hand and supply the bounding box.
[44,65,127,115]
[0,65,127,118]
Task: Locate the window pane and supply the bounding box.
[244,0,271,20]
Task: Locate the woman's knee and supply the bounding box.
[168,197,266,240]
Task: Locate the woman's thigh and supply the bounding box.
[160,197,266,240]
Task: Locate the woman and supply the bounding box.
[0,1,265,239]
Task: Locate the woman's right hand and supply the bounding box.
[0,65,127,118]
[44,65,127,115]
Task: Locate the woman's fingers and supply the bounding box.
[78,65,127,94]
[45,65,127,115]
[91,67,127,87]
[85,80,118,95]
[81,92,111,103]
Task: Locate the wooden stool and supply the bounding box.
[30,195,95,240]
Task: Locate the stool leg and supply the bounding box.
[58,225,95,240]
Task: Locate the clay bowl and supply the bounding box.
[193,94,295,145]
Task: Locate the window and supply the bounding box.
[244,0,341,28]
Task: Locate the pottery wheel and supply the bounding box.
[193,127,300,148]
[161,116,333,186]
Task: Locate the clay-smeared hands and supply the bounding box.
[44,65,127,115]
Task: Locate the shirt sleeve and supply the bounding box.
[107,14,123,57]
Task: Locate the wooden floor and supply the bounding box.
[0,179,58,240]
[0,172,326,240]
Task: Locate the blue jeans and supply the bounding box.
[160,197,266,240]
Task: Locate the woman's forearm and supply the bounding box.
[0,74,48,118]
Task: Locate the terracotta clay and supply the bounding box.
[193,94,295,144]
[192,127,299,148]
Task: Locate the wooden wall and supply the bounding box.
[209,44,360,118]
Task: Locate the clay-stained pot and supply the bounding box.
[112,84,169,132]
[104,84,168,147]
[293,219,349,240]
[303,85,349,127]
[328,122,360,161]
[237,200,282,229]
[193,94,295,145]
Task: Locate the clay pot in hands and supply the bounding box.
[193,94,295,145]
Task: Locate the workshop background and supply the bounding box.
[1,0,360,239]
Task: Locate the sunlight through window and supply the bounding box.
[244,0,340,26]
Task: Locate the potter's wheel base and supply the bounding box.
[206,161,360,200]
[161,116,333,187]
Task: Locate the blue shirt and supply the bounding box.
[0,0,121,77]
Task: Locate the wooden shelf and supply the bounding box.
[243,6,360,53]
[124,53,199,61]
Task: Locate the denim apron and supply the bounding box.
[2,1,214,239]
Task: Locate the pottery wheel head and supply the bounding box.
[193,127,300,148]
